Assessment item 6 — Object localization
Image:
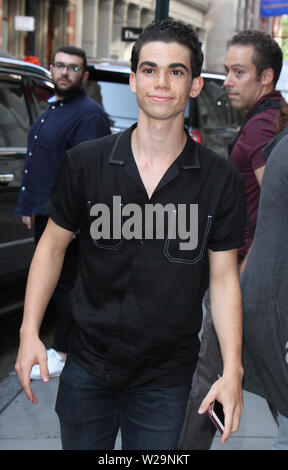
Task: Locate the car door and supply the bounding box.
[0,68,53,316]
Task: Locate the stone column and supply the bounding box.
[66,0,77,45]
[123,3,141,61]
[127,3,141,28]
[111,0,128,59]
[75,0,83,47]
[140,8,154,29]
[0,0,3,50]
[82,0,99,57]
[35,0,50,67]
[98,0,114,58]
[8,0,25,59]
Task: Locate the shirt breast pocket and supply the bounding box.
[88,199,124,251]
[164,212,212,265]
[92,238,124,250]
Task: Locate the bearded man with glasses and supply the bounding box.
[52,54,86,98]
[15,46,111,380]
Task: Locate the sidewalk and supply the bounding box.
[0,372,278,451]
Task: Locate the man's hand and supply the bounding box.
[206,249,244,444]
[22,215,35,230]
[15,337,50,404]
[198,373,243,444]
[15,219,73,403]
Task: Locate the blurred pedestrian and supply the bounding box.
[15,19,245,450]
[179,29,284,450]
[242,103,288,450]
[15,45,111,380]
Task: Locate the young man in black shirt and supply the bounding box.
[15,19,245,450]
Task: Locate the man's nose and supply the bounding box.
[60,66,69,74]
[224,71,232,88]
[155,71,169,88]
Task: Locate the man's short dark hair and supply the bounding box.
[230,30,283,86]
[52,45,87,70]
[131,19,203,79]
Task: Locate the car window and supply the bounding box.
[198,78,243,128]
[86,79,138,131]
[0,79,30,147]
[186,77,243,158]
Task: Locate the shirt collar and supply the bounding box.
[48,95,57,103]
[108,123,201,170]
[47,88,87,106]
[246,90,283,119]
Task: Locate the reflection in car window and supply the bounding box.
[198,78,243,128]
[194,78,243,158]
[30,78,54,118]
[86,80,138,131]
[0,81,30,147]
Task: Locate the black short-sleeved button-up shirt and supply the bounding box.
[47,123,245,389]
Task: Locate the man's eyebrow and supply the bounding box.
[224,63,246,68]
[138,61,189,72]
[168,62,189,72]
[139,61,157,68]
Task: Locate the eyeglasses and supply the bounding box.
[53,62,83,73]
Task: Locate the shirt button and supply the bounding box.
[22,186,26,191]
[34,135,37,139]
[41,118,45,123]
[104,371,111,382]
[24,169,28,174]
[51,105,55,109]
[28,152,32,156]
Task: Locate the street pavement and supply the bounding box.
[0,370,278,451]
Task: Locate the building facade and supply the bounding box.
[205,0,288,73]
[0,0,210,68]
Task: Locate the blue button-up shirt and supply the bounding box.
[15,89,111,216]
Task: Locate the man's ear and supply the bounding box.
[129,72,136,94]
[260,67,274,86]
[82,70,89,85]
[190,76,204,98]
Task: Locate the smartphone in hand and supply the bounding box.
[208,400,224,434]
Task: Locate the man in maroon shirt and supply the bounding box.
[224,31,283,269]
[179,30,283,450]
[231,92,282,266]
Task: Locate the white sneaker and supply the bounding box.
[30,348,65,380]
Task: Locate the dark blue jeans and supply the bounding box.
[55,357,190,450]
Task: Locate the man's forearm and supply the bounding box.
[16,218,73,403]
[20,227,68,338]
[199,259,244,443]
[20,247,64,338]
[209,272,243,376]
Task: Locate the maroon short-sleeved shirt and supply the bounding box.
[230,91,282,262]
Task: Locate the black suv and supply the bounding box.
[0,56,54,316]
[0,57,242,317]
